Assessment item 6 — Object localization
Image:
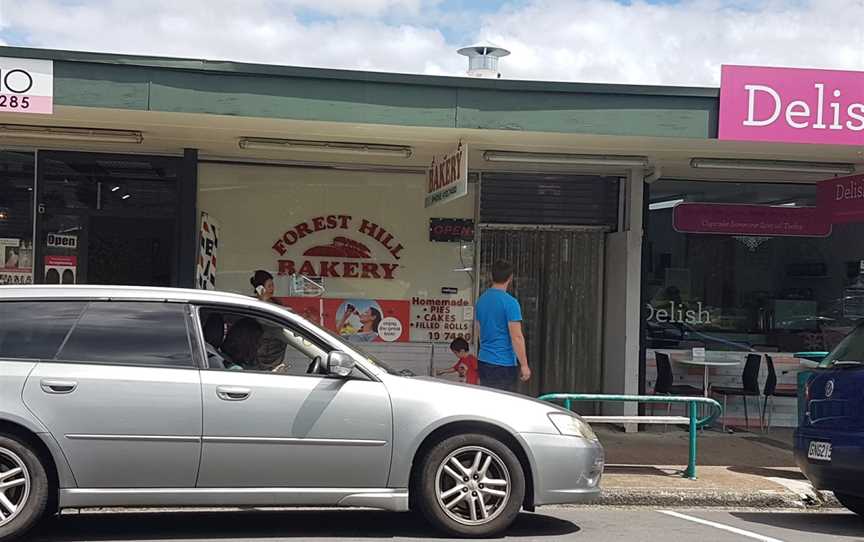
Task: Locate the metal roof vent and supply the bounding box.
[457,42,510,78]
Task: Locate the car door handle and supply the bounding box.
[40,379,78,394]
[216,386,251,401]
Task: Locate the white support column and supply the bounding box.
[601,169,644,431]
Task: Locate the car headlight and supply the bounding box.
[548,412,598,441]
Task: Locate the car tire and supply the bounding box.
[835,492,864,517]
[0,434,50,542]
[417,433,525,538]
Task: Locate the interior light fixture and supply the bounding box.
[690,158,855,175]
[0,124,144,144]
[121,194,131,200]
[111,186,120,192]
[238,137,413,158]
[648,198,684,211]
[483,151,650,168]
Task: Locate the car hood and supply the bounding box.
[381,374,572,435]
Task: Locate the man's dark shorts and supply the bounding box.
[478,361,518,392]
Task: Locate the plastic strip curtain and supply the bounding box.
[479,228,604,406]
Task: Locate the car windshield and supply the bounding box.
[300,315,404,375]
[821,322,864,368]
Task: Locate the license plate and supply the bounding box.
[808,441,832,461]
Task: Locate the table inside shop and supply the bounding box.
[671,356,742,397]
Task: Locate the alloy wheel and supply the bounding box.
[0,446,30,527]
[434,445,511,526]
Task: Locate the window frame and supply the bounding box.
[191,303,372,381]
[51,300,199,370]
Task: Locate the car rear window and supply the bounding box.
[56,302,195,368]
[822,323,864,368]
[0,301,87,360]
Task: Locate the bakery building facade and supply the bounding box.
[1,49,863,425]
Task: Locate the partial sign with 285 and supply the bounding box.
[0,57,53,114]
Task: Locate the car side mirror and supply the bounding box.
[326,351,355,377]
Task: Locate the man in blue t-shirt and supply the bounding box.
[474,259,531,391]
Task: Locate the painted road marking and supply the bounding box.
[659,510,785,542]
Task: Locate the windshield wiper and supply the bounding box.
[833,360,864,366]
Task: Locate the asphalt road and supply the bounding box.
[29,507,864,542]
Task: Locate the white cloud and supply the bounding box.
[2,0,864,86]
[479,0,864,86]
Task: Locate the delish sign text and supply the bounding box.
[719,65,864,145]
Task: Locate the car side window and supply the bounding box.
[56,302,195,368]
[0,301,87,360]
[198,307,329,376]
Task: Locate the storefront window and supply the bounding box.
[0,151,34,285]
[197,164,476,347]
[646,180,864,353]
[36,152,181,286]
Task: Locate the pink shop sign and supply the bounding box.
[672,203,831,237]
[719,65,864,145]
[818,174,864,224]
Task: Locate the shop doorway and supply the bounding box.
[478,226,606,403]
[34,151,182,286]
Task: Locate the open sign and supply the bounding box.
[46,233,78,249]
[429,218,475,242]
[0,57,53,115]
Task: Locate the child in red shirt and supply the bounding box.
[436,337,479,385]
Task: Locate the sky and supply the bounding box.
[1,0,863,87]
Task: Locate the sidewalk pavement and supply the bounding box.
[593,425,838,508]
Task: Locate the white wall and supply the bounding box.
[198,164,475,301]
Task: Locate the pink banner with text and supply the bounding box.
[672,203,831,237]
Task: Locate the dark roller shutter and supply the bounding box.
[480,173,619,227]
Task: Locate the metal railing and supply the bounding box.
[538,393,723,480]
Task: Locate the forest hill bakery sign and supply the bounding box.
[272,215,404,279]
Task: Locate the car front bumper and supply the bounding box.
[522,432,604,506]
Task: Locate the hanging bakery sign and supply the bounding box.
[272,215,404,280]
[425,143,468,208]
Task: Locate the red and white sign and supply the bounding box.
[410,297,473,343]
[425,144,468,208]
[0,57,53,115]
[196,212,219,290]
[672,203,831,237]
[44,255,77,284]
[278,297,411,342]
[272,215,404,280]
[818,174,864,224]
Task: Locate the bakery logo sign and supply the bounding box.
[272,215,404,280]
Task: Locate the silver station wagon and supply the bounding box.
[0,286,603,539]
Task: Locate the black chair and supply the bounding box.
[711,353,763,432]
[762,354,797,433]
[653,352,702,422]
